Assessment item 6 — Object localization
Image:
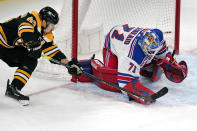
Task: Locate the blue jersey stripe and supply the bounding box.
[118,80,129,84]
[131,44,146,65]
[118,72,139,79]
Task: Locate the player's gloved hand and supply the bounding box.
[25,40,40,49]
[67,58,82,76]
[156,53,188,83]
[156,53,176,69]
[27,42,42,59]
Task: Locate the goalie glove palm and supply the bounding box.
[157,53,188,83]
[68,58,82,76]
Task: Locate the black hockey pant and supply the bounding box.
[0,46,38,90]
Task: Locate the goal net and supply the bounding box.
[34,0,180,80]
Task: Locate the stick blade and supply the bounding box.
[145,87,168,102]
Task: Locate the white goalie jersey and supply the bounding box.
[104,24,168,87]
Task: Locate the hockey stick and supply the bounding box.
[82,71,168,103]
[41,54,168,103]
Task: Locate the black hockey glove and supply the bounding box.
[27,42,42,59]
[67,58,82,76]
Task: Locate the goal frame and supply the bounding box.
[71,0,181,56]
[174,0,181,54]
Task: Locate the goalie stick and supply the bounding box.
[41,54,168,103]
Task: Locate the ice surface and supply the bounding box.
[0,0,197,131]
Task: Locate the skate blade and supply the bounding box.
[19,100,30,106]
[5,96,30,106]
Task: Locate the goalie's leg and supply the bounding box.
[103,48,118,68]
[122,80,156,104]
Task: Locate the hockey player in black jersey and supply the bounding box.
[0,6,82,105]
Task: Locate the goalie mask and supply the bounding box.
[139,30,161,56]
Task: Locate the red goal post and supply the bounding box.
[174,0,181,54]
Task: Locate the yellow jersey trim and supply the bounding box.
[31,11,42,33]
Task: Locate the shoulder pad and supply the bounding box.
[31,11,42,32]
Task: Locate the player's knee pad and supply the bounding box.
[123,80,155,104]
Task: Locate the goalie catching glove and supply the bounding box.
[157,53,188,83]
[67,58,83,76]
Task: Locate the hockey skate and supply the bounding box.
[5,80,29,106]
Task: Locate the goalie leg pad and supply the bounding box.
[71,59,93,82]
[103,48,118,68]
[91,59,120,92]
[123,80,155,104]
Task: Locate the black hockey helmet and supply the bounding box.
[39,6,59,25]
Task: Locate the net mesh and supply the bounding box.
[35,0,177,80]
